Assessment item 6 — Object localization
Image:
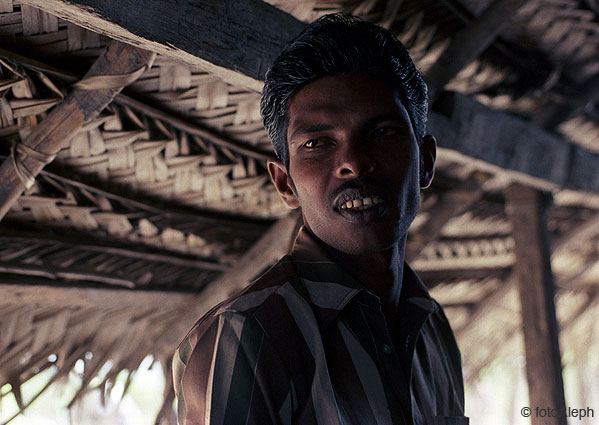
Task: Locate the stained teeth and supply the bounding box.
[339,196,383,210]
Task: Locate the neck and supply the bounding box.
[323,237,406,322]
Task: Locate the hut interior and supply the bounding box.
[0,0,598,423]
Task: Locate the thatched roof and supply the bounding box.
[0,0,598,423]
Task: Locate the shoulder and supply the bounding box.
[177,255,305,356]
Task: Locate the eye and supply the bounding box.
[371,126,400,138]
[303,138,331,149]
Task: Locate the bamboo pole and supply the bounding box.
[0,41,155,221]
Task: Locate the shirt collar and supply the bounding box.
[290,226,436,329]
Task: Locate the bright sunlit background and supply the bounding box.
[0,355,165,425]
[2,350,597,424]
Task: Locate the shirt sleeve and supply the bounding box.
[173,311,294,425]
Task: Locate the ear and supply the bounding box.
[267,159,300,209]
[420,135,436,189]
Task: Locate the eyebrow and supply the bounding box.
[289,111,409,142]
[289,123,334,141]
[363,112,408,128]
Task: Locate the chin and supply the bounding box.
[329,231,399,256]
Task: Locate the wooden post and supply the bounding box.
[504,183,567,425]
[0,41,154,221]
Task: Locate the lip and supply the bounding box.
[333,187,386,209]
[333,187,390,221]
[337,204,388,222]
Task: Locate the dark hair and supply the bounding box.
[260,13,428,167]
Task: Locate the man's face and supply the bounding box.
[268,73,435,255]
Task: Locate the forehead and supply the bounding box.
[286,73,409,131]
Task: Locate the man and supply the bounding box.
[173,13,468,425]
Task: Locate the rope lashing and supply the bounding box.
[10,52,156,190]
[11,141,56,190]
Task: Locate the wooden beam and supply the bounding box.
[425,0,527,99]
[162,211,302,348]
[0,42,154,221]
[38,169,271,228]
[20,0,304,92]
[0,262,139,288]
[429,91,599,194]
[415,267,510,289]
[505,183,567,425]
[115,94,274,162]
[0,277,192,309]
[0,230,229,272]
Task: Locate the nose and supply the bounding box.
[334,143,376,178]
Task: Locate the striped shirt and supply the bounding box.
[173,227,468,425]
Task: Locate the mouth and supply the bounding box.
[338,195,384,211]
[333,187,389,221]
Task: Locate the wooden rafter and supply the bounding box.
[0,230,229,271]
[37,169,271,229]
[0,276,193,309]
[0,41,155,220]
[0,262,142,288]
[115,94,274,162]
[425,0,528,99]
[417,267,510,288]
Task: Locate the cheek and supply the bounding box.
[290,160,328,193]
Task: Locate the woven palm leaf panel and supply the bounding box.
[0,3,284,423]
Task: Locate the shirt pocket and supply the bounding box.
[434,416,469,425]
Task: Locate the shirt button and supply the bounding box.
[381,344,392,355]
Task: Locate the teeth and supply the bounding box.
[339,196,383,210]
